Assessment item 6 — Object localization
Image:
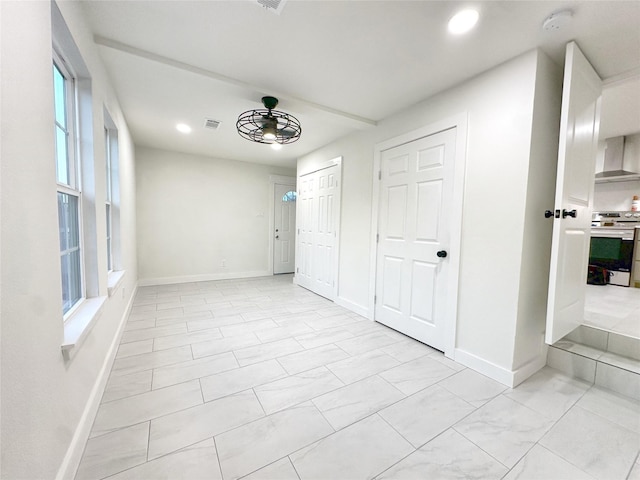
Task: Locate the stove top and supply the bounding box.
[592,211,640,228]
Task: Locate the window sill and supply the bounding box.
[61,296,107,355]
[107,270,126,297]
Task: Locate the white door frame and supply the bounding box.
[269,175,296,275]
[295,157,342,300]
[369,114,468,358]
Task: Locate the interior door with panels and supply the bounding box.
[546,41,602,344]
[375,128,456,351]
[296,163,340,300]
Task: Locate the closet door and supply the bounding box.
[296,164,340,299]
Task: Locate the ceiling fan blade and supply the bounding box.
[278,128,298,138]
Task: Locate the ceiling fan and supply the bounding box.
[236,96,302,145]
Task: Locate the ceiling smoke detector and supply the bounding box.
[542,10,573,32]
[252,0,288,15]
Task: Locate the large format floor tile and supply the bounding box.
[91,380,203,437]
[502,444,594,480]
[253,366,344,414]
[290,414,413,480]
[76,275,640,480]
[148,389,265,460]
[241,457,300,480]
[326,348,400,384]
[215,403,334,480]
[438,368,507,408]
[76,423,149,480]
[504,367,591,420]
[312,375,405,430]
[200,359,288,402]
[539,405,639,480]
[377,428,508,480]
[380,384,475,447]
[151,351,238,389]
[276,344,350,375]
[108,439,222,480]
[233,338,304,366]
[379,355,456,395]
[453,395,555,468]
[102,370,152,403]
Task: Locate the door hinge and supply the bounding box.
[296,267,299,273]
[374,295,377,304]
[378,170,382,180]
[376,233,379,243]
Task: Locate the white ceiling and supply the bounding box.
[80,0,640,169]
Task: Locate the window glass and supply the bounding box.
[58,192,82,313]
[282,191,297,202]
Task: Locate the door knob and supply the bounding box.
[437,250,447,258]
[562,209,577,218]
[545,210,553,218]
[275,235,279,239]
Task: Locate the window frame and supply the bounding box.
[105,126,113,273]
[53,49,86,319]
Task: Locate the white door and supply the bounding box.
[375,128,456,351]
[274,184,297,274]
[296,165,340,299]
[546,42,602,344]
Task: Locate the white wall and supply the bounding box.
[0,1,138,478]
[512,52,563,371]
[136,147,295,284]
[298,50,561,384]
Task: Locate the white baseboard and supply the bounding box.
[56,283,138,480]
[454,348,547,388]
[138,270,271,286]
[512,349,548,387]
[335,296,369,318]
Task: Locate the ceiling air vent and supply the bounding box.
[203,119,221,130]
[252,0,288,15]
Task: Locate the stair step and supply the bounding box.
[547,326,640,400]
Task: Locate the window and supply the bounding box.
[282,191,297,202]
[104,109,120,282]
[54,57,83,315]
[105,127,113,272]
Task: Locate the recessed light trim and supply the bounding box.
[448,9,479,35]
[176,123,192,134]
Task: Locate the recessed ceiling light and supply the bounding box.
[271,143,283,151]
[176,123,192,134]
[448,9,479,35]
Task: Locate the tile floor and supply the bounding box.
[585,284,640,339]
[76,275,640,480]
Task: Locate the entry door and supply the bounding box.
[546,42,601,344]
[274,184,297,274]
[296,165,340,299]
[375,128,456,351]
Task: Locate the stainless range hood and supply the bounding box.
[595,136,640,183]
